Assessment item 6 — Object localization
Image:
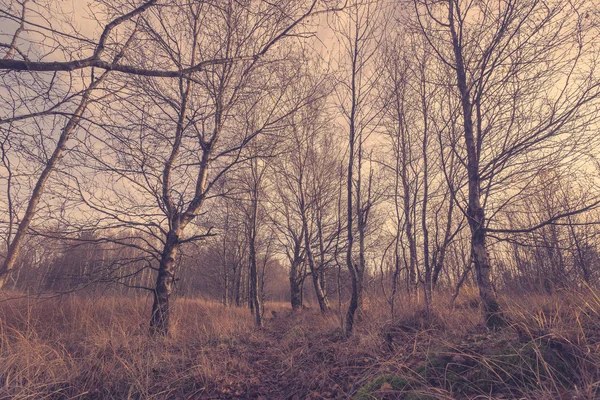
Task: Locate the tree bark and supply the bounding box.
[432,190,456,287]
[234,258,243,307]
[289,228,304,310]
[150,230,179,335]
[448,0,503,328]
[400,124,418,293]
[345,46,358,337]
[300,196,329,312]
[303,226,329,313]
[290,260,303,310]
[420,59,431,313]
[248,189,262,327]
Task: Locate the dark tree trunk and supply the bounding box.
[150,230,179,335]
[345,98,358,337]
[289,228,305,310]
[223,272,229,307]
[400,129,417,293]
[234,260,242,307]
[248,193,262,327]
[249,251,261,326]
[290,268,303,310]
[391,242,401,319]
[298,169,329,313]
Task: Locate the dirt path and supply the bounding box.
[208,309,364,399]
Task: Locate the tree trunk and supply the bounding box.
[356,207,367,315]
[319,267,327,296]
[248,193,262,327]
[234,259,242,307]
[317,212,328,297]
[345,88,358,337]
[448,0,503,328]
[290,262,303,310]
[150,230,179,335]
[432,191,455,287]
[345,263,359,336]
[420,62,431,314]
[400,129,418,293]
[470,222,502,326]
[289,229,304,310]
[249,250,261,326]
[298,165,329,313]
[223,272,229,307]
[303,226,329,313]
[391,244,401,320]
[0,76,104,289]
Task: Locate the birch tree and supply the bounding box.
[333,0,387,335]
[69,1,321,335]
[414,0,600,327]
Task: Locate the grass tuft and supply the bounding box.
[0,289,599,398]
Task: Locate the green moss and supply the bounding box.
[411,334,586,398]
[353,374,411,400]
[283,326,305,339]
[363,328,586,399]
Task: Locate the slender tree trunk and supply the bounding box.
[420,57,432,312]
[223,272,229,307]
[400,128,418,293]
[0,76,104,288]
[345,55,358,337]
[289,231,304,309]
[432,191,455,287]
[300,206,329,312]
[391,125,403,320]
[355,154,368,315]
[303,228,329,313]
[298,162,328,312]
[391,244,401,320]
[448,1,503,328]
[420,79,431,315]
[300,272,305,308]
[248,190,262,327]
[223,206,230,307]
[234,258,242,306]
[317,210,328,297]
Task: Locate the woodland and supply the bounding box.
[2,0,600,398]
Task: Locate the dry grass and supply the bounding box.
[0,289,599,399]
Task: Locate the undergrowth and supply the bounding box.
[0,289,598,399]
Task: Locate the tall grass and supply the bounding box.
[0,295,257,399]
[0,289,598,399]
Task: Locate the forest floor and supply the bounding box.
[1,289,600,399]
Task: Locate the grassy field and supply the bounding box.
[0,289,599,399]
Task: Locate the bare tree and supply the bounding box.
[332,0,387,336]
[414,0,600,327]
[0,0,334,296]
[0,0,322,77]
[58,1,322,335]
[0,37,136,288]
[271,73,341,312]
